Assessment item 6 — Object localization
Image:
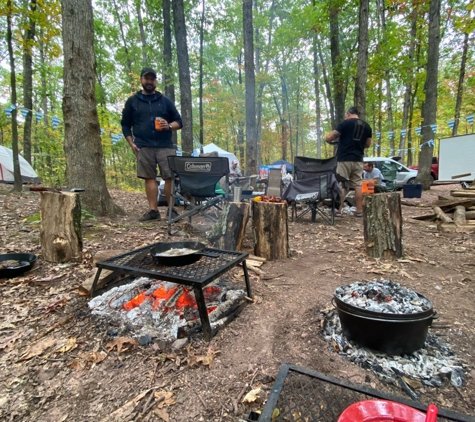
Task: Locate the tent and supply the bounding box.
[192,143,238,166]
[0,146,40,183]
[269,159,293,173]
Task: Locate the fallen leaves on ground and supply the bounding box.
[17,336,57,362]
[242,386,261,403]
[154,391,176,408]
[70,351,107,371]
[186,347,220,368]
[105,336,138,353]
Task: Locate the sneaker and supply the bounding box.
[139,209,160,222]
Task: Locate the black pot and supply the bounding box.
[333,296,436,355]
[0,253,37,279]
[150,241,218,267]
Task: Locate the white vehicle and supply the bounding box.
[363,157,418,189]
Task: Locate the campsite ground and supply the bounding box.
[0,183,474,421]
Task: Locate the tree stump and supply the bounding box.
[207,202,251,251]
[252,201,290,260]
[363,192,403,259]
[40,192,83,263]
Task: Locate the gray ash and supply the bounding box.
[335,280,431,314]
[321,309,466,390]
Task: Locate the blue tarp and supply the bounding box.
[269,159,293,173]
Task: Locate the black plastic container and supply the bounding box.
[333,294,436,355]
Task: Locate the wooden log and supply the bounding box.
[450,190,475,197]
[453,205,466,226]
[207,202,251,251]
[363,192,403,259]
[80,269,118,295]
[432,198,473,211]
[465,211,475,220]
[40,192,82,263]
[411,214,436,221]
[438,223,475,232]
[432,206,453,223]
[252,201,290,260]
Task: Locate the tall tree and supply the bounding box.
[6,0,22,192]
[354,0,369,119]
[452,32,469,136]
[416,0,441,189]
[172,0,193,155]
[22,0,37,164]
[243,0,257,175]
[62,0,124,215]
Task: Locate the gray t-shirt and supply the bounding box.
[363,167,386,187]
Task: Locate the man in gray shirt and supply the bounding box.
[363,162,386,192]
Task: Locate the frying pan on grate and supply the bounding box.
[150,241,219,266]
[0,253,37,278]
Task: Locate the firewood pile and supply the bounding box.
[412,184,475,232]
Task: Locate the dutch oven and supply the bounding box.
[333,292,437,355]
[150,241,218,267]
[0,253,37,279]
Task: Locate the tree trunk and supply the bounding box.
[354,0,369,119]
[329,0,345,124]
[243,0,257,175]
[416,0,441,190]
[172,0,193,156]
[312,33,322,158]
[199,0,205,147]
[135,0,148,65]
[40,192,82,263]
[22,0,37,164]
[62,0,124,216]
[207,202,251,251]
[162,0,177,146]
[452,32,469,136]
[6,0,22,192]
[363,193,403,259]
[111,0,134,90]
[252,202,290,260]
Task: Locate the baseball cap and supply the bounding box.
[140,67,157,77]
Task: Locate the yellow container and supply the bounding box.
[362,179,375,194]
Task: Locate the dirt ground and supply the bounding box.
[0,183,474,421]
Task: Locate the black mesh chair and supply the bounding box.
[282,156,341,225]
[167,156,230,235]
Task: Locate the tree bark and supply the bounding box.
[252,202,290,260]
[416,0,441,190]
[62,0,124,216]
[172,0,193,156]
[207,202,251,251]
[452,32,469,136]
[312,33,322,158]
[22,0,37,164]
[453,205,466,226]
[6,0,22,192]
[243,0,257,176]
[40,192,82,263]
[135,0,148,65]
[329,0,345,124]
[363,193,403,259]
[354,0,369,119]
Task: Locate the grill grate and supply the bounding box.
[258,363,475,422]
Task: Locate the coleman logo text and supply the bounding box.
[185,162,212,172]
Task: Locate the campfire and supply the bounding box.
[89,277,246,341]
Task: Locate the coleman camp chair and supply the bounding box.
[167,156,230,235]
[282,156,341,225]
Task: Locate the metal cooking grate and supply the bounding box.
[257,363,475,422]
[96,244,246,286]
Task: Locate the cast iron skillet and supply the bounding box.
[0,253,37,278]
[150,241,219,267]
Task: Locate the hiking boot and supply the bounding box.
[139,209,160,222]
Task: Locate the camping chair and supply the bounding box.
[266,168,283,197]
[282,156,341,225]
[167,156,230,235]
[380,161,398,191]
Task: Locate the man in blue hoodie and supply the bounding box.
[121,67,183,221]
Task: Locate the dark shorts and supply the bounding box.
[336,161,364,189]
[137,147,175,180]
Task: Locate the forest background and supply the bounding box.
[0,0,474,205]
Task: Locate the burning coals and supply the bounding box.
[321,309,467,396]
[89,277,246,341]
[335,280,431,314]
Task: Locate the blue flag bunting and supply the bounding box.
[388,131,394,140]
[4,105,16,118]
[376,132,381,140]
[415,127,421,136]
[21,108,29,118]
[35,112,43,123]
[51,116,61,130]
[430,124,437,134]
[467,115,474,125]
[448,120,455,130]
[401,129,406,139]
